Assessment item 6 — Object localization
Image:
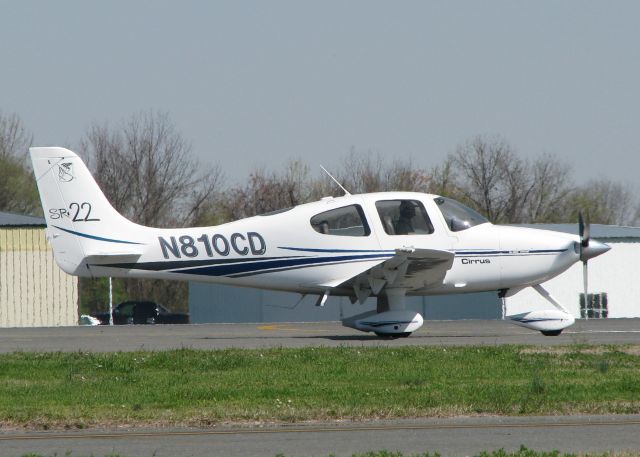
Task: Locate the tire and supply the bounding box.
[374,332,412,339]
[541,329,562,336]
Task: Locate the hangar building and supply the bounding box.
[0,211,78,327]
[506,224,640,319]
[189,224,639,324]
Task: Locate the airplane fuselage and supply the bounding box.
[61,192,580,297]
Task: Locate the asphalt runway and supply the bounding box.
[3,319,640,456]
[1,318,640,353]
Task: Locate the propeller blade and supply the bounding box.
[583,261,589,319]
[583,213,590,247]
[578,212,585,239]
[578,212,596,264]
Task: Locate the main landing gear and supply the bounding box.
[342,288,424,338]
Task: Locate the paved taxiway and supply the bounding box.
[1,318,640,352]
[3,319,640,456]
[4,415,640,456]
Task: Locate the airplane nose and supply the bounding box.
[580,240,611,262]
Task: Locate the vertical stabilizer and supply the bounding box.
[30,147,144,276]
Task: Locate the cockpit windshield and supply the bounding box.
[434,197,489,232]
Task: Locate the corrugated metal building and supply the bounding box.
[0,212,78,327]
[189,224,639,324]
[188,283,500,324]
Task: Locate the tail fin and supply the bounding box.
[30,147,144,277]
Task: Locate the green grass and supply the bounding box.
[1,346,640,428]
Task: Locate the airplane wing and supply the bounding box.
[333,248,454,303]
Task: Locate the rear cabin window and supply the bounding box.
[375,200,434,235]
[310,205,370,236]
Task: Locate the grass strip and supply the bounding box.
[1,345,640,428]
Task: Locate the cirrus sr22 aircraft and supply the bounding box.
[31,147,610,337]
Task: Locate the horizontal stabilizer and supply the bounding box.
[85,252,143,264]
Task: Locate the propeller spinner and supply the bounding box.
[578,213,610,262]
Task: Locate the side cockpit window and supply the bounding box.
[375,200,434,235]
[310,204,371,236]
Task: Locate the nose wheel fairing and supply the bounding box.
[506,284,576,335]
[508,309,575,334]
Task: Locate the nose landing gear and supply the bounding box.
[507,284,575,336]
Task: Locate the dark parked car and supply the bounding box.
[92,300,190,325]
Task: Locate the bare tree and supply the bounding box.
[565,179,640,226]
[0,112,40,215]
[447,135,529,223]
[442,136,581,224]
[428,157,460,199]
[385,159,431,193]
[335,149,431,194]
[219,160,317,221]
[337,150,386,193]
[79,111,223,313]
[81,111,222,227]
[0,155,41,215]
[0,111,33,160]
[525,154,574,223]
[218,149,433,223]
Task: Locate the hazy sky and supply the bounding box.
[2,1,639,186]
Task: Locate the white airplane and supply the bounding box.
[30,147,610,337]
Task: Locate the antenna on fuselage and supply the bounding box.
[320,165,351,196]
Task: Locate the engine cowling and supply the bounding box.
[508,309,575,334]
[343,310,424,336]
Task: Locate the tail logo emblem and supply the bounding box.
[58,162,74,182]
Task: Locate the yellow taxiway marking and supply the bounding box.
[256,324,299,331]
[3,418,640,441]
[256,324,329,333]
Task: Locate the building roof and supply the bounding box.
[516,223,640,240]
[0,211,46,227]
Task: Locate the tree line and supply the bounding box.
[1,110,638,313]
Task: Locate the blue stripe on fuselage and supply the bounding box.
[279,246,396,254]
[52,225,144,245]
[169,253,393,277]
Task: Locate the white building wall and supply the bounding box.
[506,241,639,318]
[0,227,78,327]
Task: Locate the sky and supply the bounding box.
[1,1,639,186]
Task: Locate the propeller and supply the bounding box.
[578,212,589,250]
[578,212,610,318]
[578,212,590,318]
